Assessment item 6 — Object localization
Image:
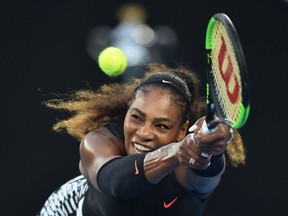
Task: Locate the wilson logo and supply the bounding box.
[218,36,240,104]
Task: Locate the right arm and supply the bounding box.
[79,127,155,198]
[79,118,229,198]
[79,127,126,190]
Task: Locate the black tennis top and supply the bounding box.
[82,119,208,216]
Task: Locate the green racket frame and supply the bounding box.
[205,13,250,129]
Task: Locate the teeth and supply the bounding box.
[133,143,153,152]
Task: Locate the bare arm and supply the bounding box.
[144,117,230,196]
[143,138,224,197]
[79,127,126,189]
[174,157,225,197]
[80,117,230,198]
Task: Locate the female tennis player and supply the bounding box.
[37,63,245,216]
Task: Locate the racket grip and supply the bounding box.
[200,120,216,158]
[201,120,216,133]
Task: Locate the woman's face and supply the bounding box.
[124,88,188,155]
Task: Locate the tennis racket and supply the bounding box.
[201,13,250,139]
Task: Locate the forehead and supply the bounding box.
[131,88,184,120]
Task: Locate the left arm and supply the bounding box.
[174,155,225,198]
[144,117,231,197]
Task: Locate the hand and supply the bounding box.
[190,116,233,156]
[177,133,211,170]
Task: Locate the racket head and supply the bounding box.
[205,13,250,129]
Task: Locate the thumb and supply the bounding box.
[188,124,197,132]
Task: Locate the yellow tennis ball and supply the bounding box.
[98,47,127,77]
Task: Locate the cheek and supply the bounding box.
[155,132,181,148]
[124,115,134,133]
[167,134,178,143]
[123,119,134,152]
[165,125,187,143]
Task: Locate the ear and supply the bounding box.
[177,120,189,141]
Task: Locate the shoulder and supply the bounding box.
[81,126,126,157]
[79,126,126,188]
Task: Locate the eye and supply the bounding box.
[156,124,170,130]
[131,114,142,122]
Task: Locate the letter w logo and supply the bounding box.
[217,36,240,104]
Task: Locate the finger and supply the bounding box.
[188,124,197,132]
[200,142,225,156]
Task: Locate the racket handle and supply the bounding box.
[201,120,216,133]
[200,120,216,158]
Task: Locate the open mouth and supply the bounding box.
[133,143,154,153]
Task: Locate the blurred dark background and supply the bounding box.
[1,0,288,215]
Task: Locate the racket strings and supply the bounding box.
[210,22,243,124]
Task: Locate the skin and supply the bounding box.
[124,88,188,155]
[79,87,230,196]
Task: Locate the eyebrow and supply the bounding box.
[130,108,174,123]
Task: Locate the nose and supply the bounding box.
[136,123,154,142]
